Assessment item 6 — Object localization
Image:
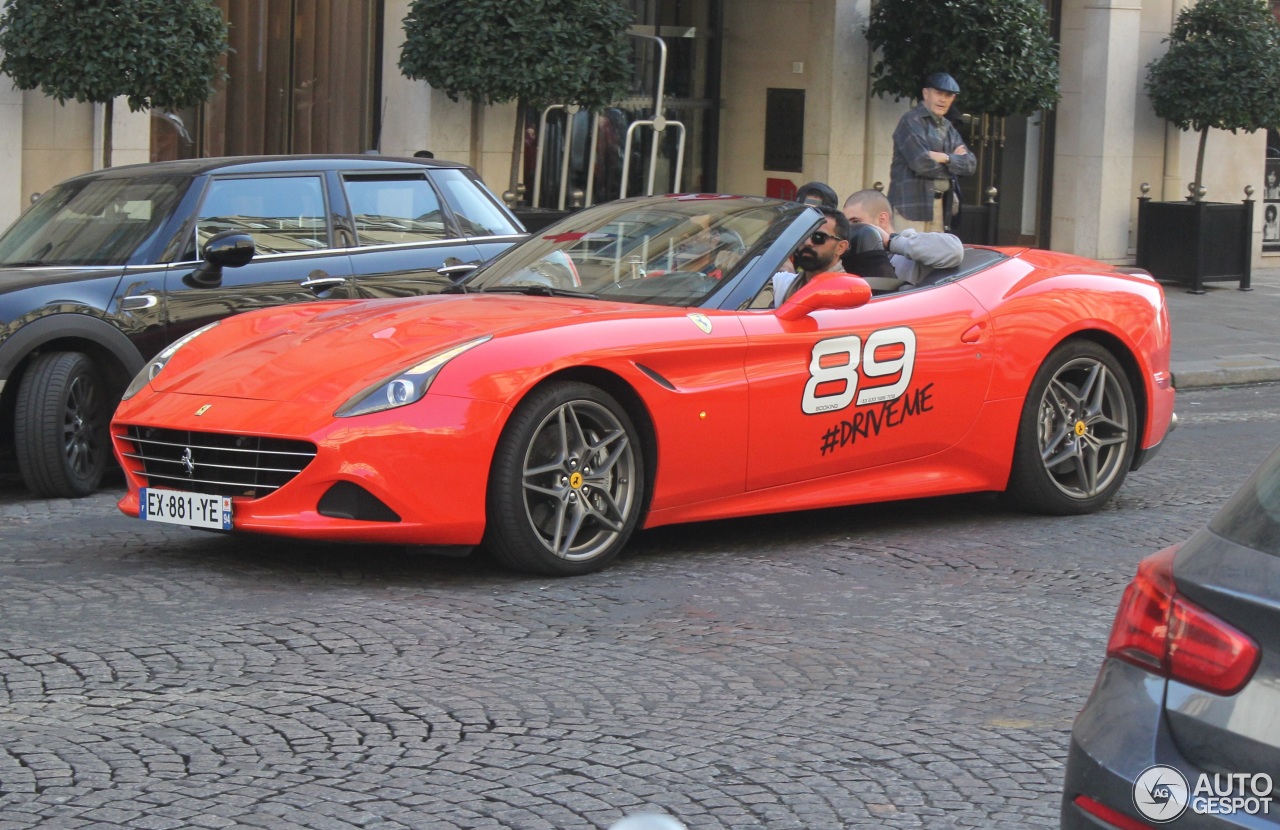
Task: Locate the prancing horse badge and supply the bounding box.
[687,313,713,334]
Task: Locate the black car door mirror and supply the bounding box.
[186,230,256,288]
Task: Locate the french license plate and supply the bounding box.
[139,487,232,530]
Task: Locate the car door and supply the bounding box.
[164,173,357,340]
[339,171,486,298]
[741,282,993,491]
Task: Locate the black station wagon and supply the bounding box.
[0,155,525,498]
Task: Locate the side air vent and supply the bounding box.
[317,482,401,522]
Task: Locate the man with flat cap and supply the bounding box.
[888,72,976,233]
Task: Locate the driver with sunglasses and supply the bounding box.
[771,208,892,305]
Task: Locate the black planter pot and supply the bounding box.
[953,201,998,245]
[1135,197,1253,293]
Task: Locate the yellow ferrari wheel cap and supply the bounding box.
[569,471,584,489]
[1075,420,1088,436]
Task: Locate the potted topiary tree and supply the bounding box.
[1138,0,1280,292]
[864,0,1060,243]
[400,0,633,227]
[0,0,228,169]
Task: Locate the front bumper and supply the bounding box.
[1131,411,1177,472]
[113,390,511,546]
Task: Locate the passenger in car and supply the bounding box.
[843,188,963,289]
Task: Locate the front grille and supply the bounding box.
[118,426,317,499]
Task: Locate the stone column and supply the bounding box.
[1052,0,1142,261]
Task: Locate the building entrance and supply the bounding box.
[526,0,723,208]
[953,0,1059,248]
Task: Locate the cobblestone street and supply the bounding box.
[2,384,1277,830]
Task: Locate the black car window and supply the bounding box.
[342,174,449,246]
[1210,444,1280,556]
[196,176,328,255]
[0,176,186,267]
[432,168,521,237]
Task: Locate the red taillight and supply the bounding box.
[1073,795,1155,830]
[1106,545,1260,695]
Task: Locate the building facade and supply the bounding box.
[0,0,1273,265]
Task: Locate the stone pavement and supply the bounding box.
[1162,266,1280,389]
[3,386,1277,830]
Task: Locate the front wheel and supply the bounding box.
[484,381,645,576]
[15,351,113,498]
[1006,340,1137,515]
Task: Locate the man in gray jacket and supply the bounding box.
[888,72,977,233]
[843,188,963,290]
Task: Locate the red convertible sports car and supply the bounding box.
[112,194,1176,576]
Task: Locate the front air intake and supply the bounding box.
[117,426,316,499]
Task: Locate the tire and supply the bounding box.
[1006,340,1137,515]
[15,351,112,498]
[484,381,645,576]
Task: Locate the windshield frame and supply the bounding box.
[465,195,814,310]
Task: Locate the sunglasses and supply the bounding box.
[808,230,844,245]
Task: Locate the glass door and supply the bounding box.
[526,0,722,207]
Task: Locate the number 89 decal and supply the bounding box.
[801,327,917,414]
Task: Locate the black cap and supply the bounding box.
[924,72,961,94]
[795,181,837,209]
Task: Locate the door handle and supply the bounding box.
[300,272,348,291]
[438,263,479,279]
[120,294,159,311]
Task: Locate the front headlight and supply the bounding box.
[121,321,221,400]
[334,336,491,418]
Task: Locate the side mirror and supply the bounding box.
[776,273,872,320]
[185,230,256,288]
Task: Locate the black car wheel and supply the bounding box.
[15,351,112,498]
[484,381,644,576]
[1006,340,1137,515]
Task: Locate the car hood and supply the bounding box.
[151,293,642,404]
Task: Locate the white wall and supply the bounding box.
[94,100,150,170]
[22,94,94,200]
[719,0,817,197]
[0,68,23,228]
[378,0,516,196]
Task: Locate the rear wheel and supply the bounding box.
[484,381,644,576]
[1006,340,1136,515]
[15,351,112,498]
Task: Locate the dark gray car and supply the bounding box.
[1062,444,1280,828]
[0,155,525,498]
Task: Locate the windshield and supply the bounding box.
[0,175,187,267]
[468,196,798,307]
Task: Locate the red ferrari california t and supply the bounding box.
[112,194,1175,575]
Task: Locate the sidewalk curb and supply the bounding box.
[1171,361,1280,390]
